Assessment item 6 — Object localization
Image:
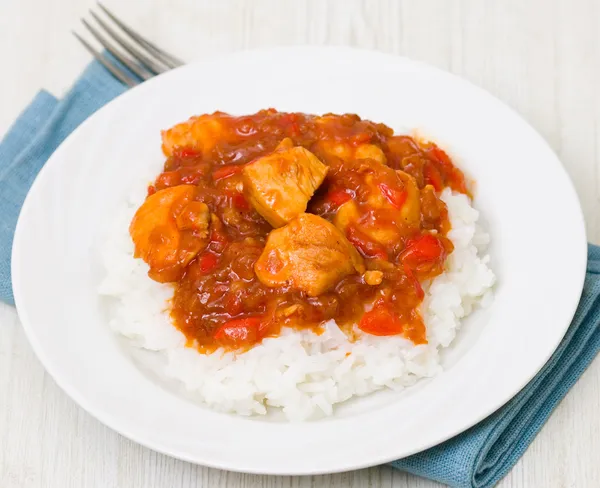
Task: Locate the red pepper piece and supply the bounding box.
[173,147,200,159]
[198,252,218,274]
[212,164,243,182]
[378,183,407,209]
[401,234,445,268]
[214,317,263,347]
[232,192,250,211]
[358,303,404,336]
[325,189,352,208]
[423,164,443,192]
[346,226,389,261]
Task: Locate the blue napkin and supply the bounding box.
[0,60,128,303]
[1,61,599,488]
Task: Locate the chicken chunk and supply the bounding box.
[242,146,328,227]
[354,144,387,164]
[334,199,361,233]
[275,137,294,151]
[130,185,210,282]
[314,140,387,165]
[255,213,365,296]
[161,113,229,157]
[395,170,421,227]
[334,169,421,249]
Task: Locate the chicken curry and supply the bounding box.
[130,110,468,351]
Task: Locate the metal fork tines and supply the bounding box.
[73,3,184,87]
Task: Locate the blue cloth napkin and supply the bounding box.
[1,61,599,488]
[0,60,127,303]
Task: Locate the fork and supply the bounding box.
[73,3,184,87]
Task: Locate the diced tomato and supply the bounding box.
[198,252,218,274]
[429,145,452,169]
[212,164,243,182]
[173,147,200,159]
[423,143,453,174]
[147,185,156,196]
[280,113,301,136]
[325,189,352,208]
[210,227,227,243]
[231,192,250,211]
[423,164,443,192]
[378,183,407,209]
[279,113,297,124]
[358,303,404,336]
[424,143,469,195]
[209,226,229,253]
[214,317,263,347]
[448,170,469,195]
[346,226,388,261]
[401,234,445,268]
[225,293,244,316]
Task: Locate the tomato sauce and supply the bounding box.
[137,110,468,351]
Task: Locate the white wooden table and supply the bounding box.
[1,1,599,486]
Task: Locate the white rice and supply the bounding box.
[99,188,495,421]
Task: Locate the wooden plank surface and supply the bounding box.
[1,0,599,486]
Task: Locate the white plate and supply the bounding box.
[12,47,586,475]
